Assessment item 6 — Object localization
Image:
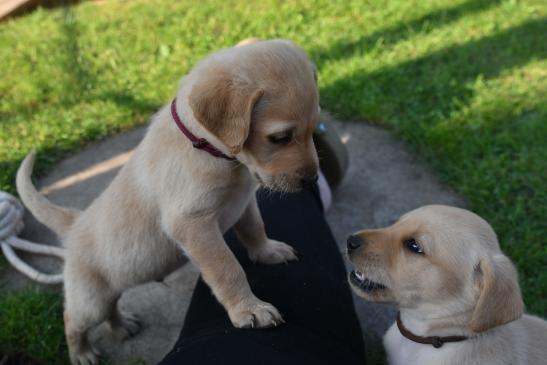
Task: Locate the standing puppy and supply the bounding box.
[347,205,547,365]
[17,39,320,365]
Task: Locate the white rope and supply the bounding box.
[0,191,64,284]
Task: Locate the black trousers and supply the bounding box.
[160,186,366,365]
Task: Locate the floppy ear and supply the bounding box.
[188,69,264,155]
[470,255,524,333]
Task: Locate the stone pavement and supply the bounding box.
[1,118,463,363]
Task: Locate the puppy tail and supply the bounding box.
[16,150,79,237]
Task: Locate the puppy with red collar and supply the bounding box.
[347,205,547,365]
[17,39,320,365]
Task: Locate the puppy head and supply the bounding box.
[188,39,319,192]
[347,205,523,333]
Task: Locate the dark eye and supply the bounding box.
[268,131,293,145]
[404,239,424,255]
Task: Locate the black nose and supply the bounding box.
[301,173,319,187]
[347,235,363,252]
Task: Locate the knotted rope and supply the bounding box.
[0,191,64,284]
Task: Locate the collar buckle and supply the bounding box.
[432,337,443,348]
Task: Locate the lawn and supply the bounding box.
[1,0,545,363]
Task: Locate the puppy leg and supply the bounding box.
[64,264,116,365]
[164,215,283,328]
[234,195,297,264]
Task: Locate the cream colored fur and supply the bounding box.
[16,39,319,365]
[348,205,547,365]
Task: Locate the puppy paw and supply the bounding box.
[70,347,100,365]
[228,298,283,328]
[108,312,141,341]
[118,312,141,340]
[248,239,297,264]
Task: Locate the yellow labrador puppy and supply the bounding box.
[347,205,547,365]
[17,39,319,365]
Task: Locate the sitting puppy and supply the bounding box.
[17,39,319,365]
[347,205,547,365]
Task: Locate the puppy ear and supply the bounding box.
[470,255,524,333]
[189,69,264,155]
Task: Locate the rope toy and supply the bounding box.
[0,191,64,284]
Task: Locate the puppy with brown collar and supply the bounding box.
[347,205,547,365]
[17,39,320,365]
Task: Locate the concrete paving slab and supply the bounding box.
[1,117,464,363]
[92,264,199,365]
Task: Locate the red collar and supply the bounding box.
[170,98,237,161]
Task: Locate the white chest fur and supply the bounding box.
[384,323,465,365]
[217,170,256,233]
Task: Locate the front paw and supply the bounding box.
[69,347,100,365]
[228,297,283,328]
[108,312,141,341]
[248,239,297,264]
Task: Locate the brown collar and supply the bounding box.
[396,312,468,348]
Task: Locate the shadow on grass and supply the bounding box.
[310,0,503,63]
[58,7,161,112]
[320,17,547,131]
[0,288,66,365]
[0,6,161,126]
[59,6,94,102]
[0,6,161,194]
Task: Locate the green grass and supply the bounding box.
[0,0,545,363]
[364,334,388,365]
[0,288,65,363]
